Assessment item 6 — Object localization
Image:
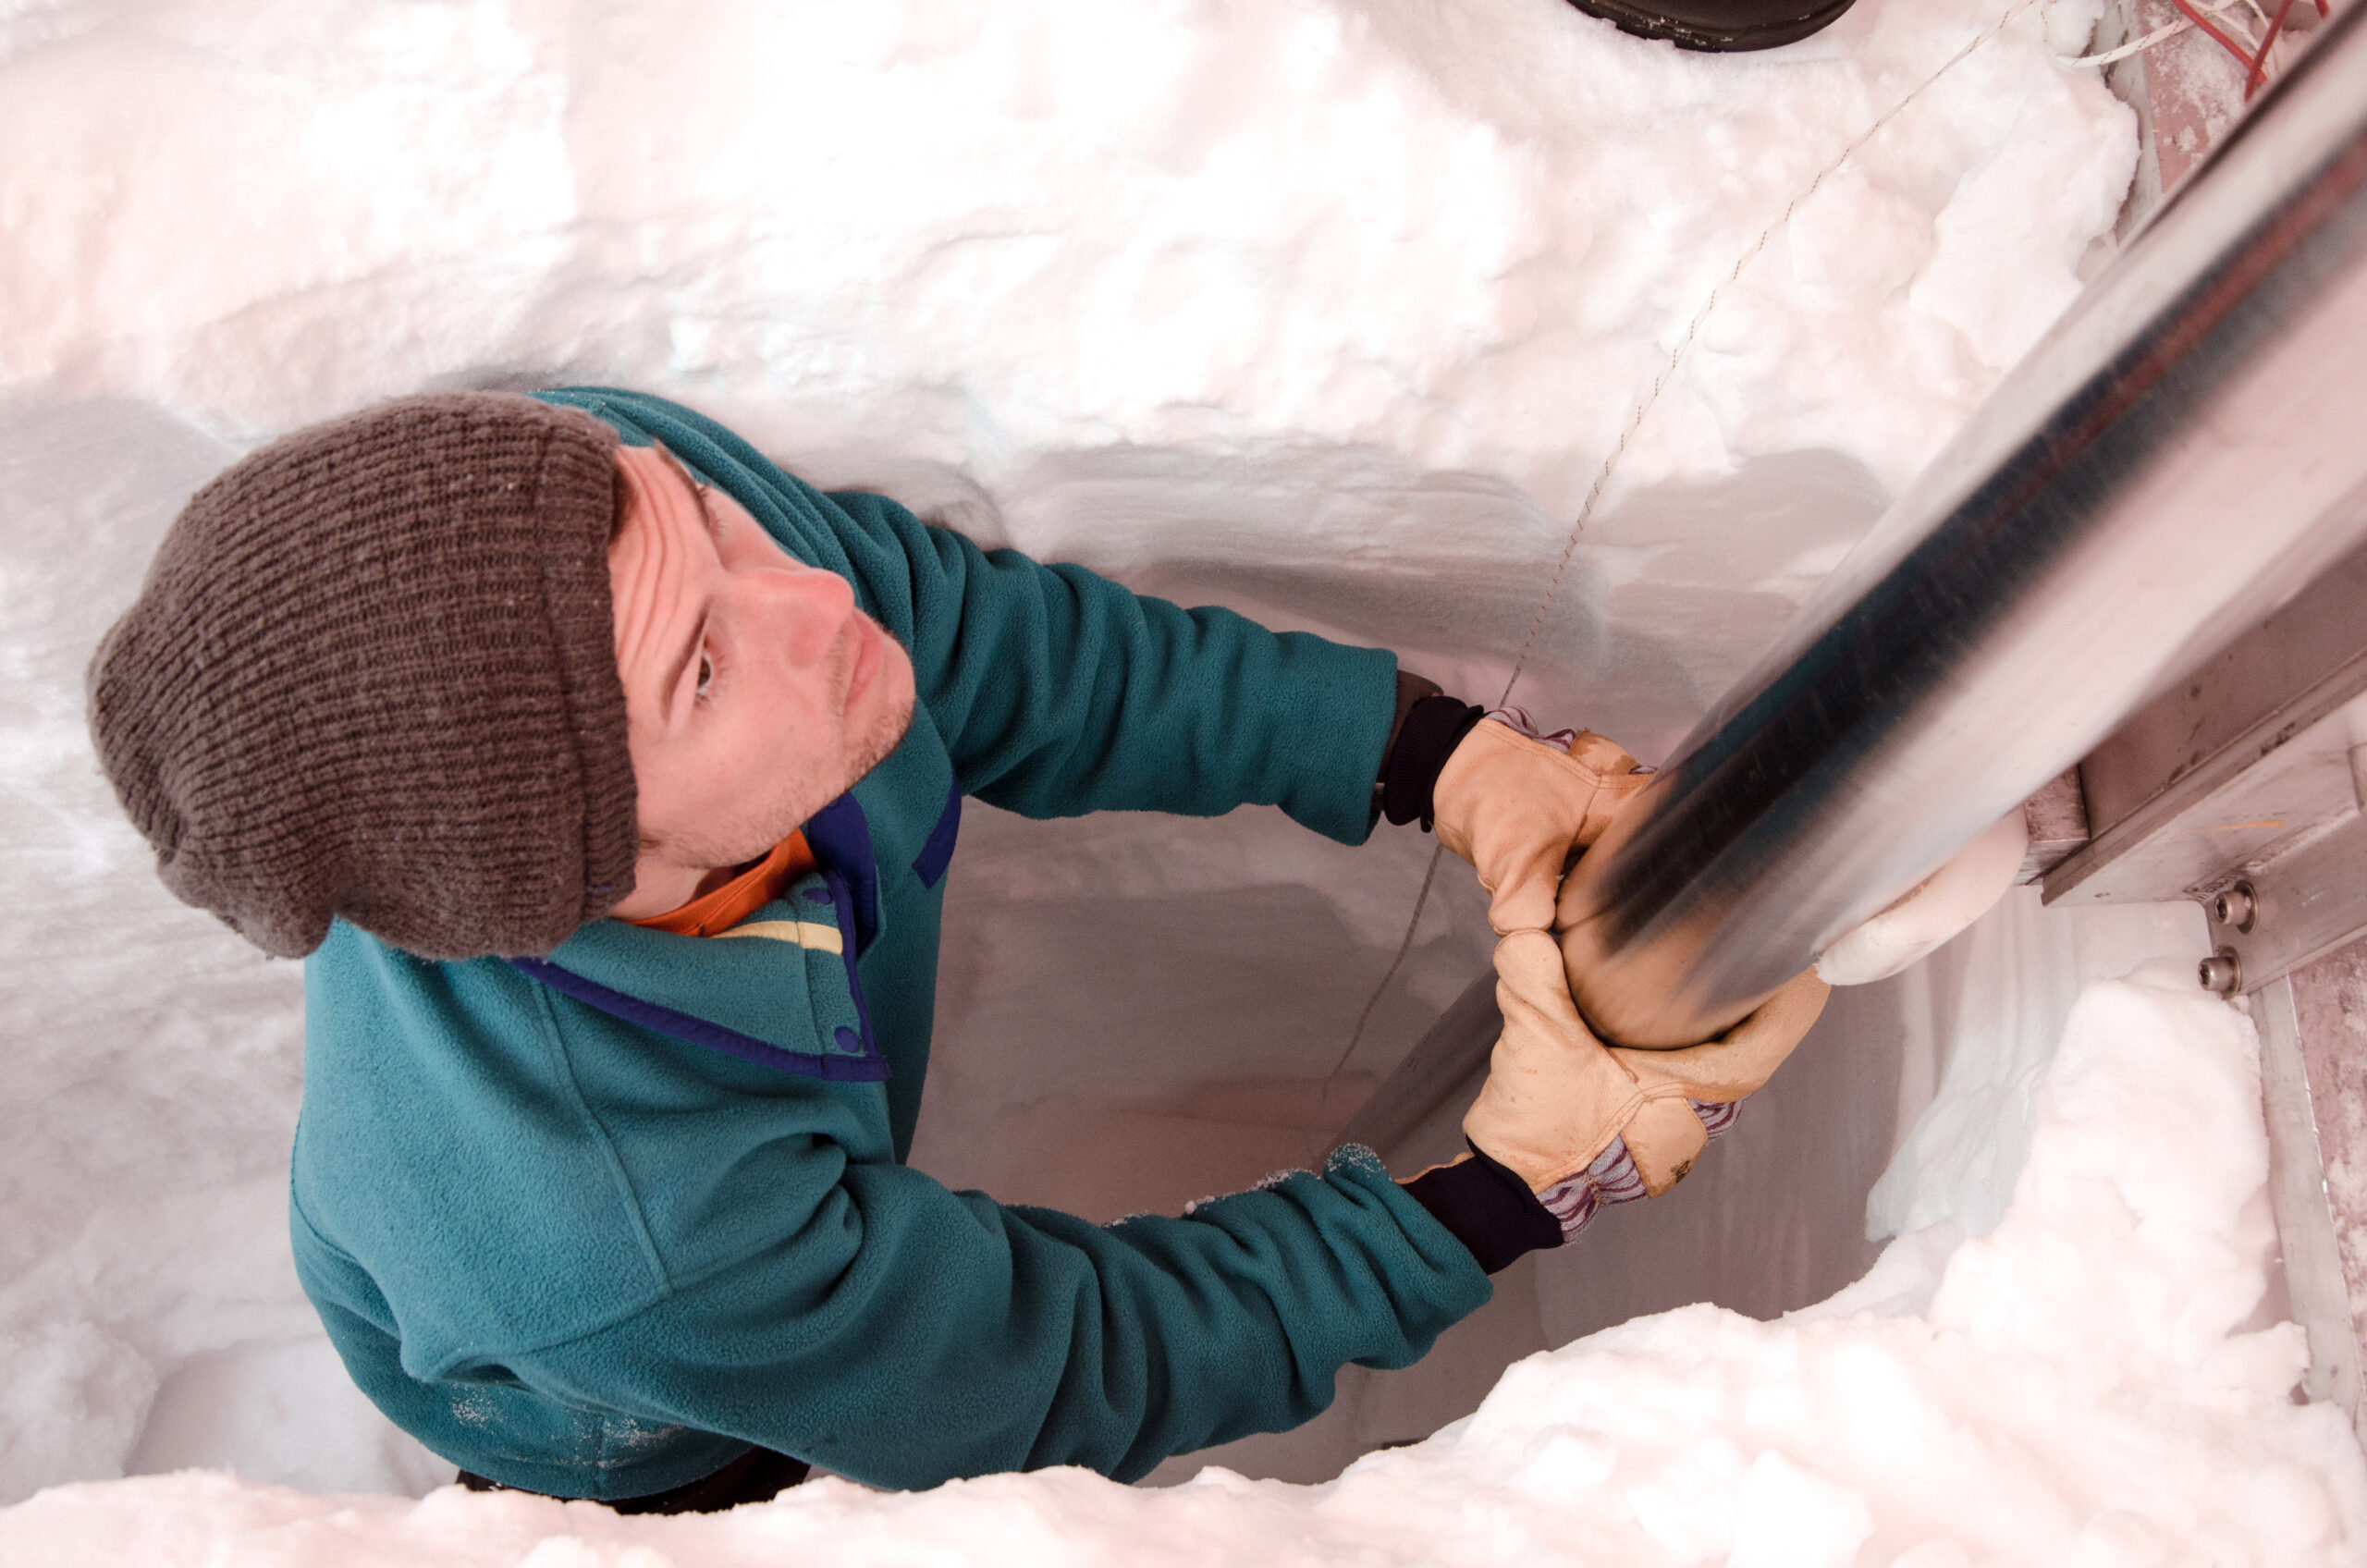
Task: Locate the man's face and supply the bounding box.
[606,444,915,917]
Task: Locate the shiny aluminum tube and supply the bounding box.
[1557,3,2367,1047]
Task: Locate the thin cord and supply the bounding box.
[2061,0,2260,67]
[1325,839,1448,1086]
[1325,0,2040,1085]
[2172,0,2270,66]
[2246,0,2302,97]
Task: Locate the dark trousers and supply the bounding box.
[457,1446,812,1514]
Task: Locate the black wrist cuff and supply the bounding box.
[1403,1143,1563,1273]
[1383,669,1444,768]
[1381,694,1486,830]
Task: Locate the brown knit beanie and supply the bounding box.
[87,392,638,961]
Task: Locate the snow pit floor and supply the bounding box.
[10,963,2363,1564]
[7,0,2361,1558]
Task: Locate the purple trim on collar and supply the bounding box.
[913,776,962,890]
[803,793,879,954]
[509,955,889,1084]
[818,868,882,1068]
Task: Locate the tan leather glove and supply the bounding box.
[1429,718,1652,937]
[1464,928,1830,1237]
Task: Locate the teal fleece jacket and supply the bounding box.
[290,388,1490,1500]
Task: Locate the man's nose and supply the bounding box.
[750,565,855,667]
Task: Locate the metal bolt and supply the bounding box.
[2211,882,2257,932]
[2199,948,2243,995]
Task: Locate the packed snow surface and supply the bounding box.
[11,962,2363,1563]
[9,0,2335,1554]
[8,0,2131,506]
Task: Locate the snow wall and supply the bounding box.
[6,0,2366,1560]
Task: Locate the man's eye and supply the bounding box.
[695,652,715,699]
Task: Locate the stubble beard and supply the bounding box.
[658,621,915,873]
[825,610,915,802]
[846,680,914,788]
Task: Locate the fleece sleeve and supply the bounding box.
[830,491,1400,845]
[504,1144,1490,1491]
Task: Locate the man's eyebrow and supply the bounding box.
[645,444,715,716]
[652,442,721,536]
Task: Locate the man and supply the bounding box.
[87,390,1823,1511]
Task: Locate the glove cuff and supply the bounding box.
[1401,1144,1564,1272]
[1381,692,1487,829]
[1532,1097,1747,1242]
